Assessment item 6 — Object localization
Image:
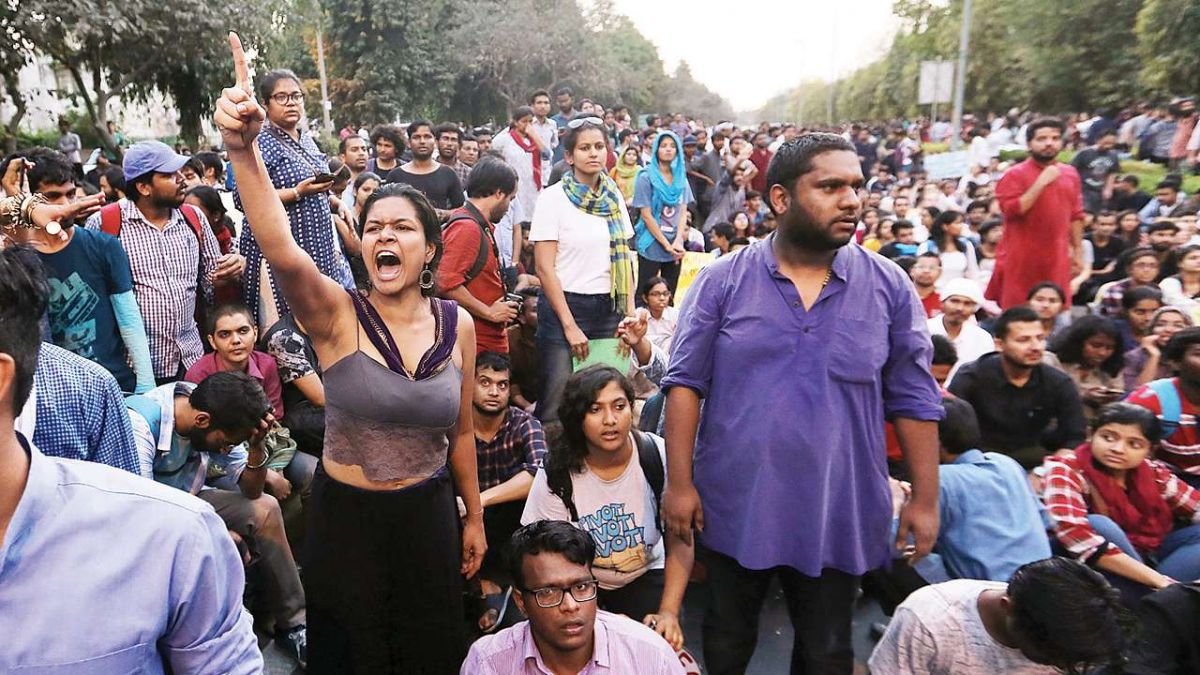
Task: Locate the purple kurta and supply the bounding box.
[662,236,943,576]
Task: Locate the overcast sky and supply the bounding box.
[609,0,902,112]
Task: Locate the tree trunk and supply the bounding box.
[1,73,26,154]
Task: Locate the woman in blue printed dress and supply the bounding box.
[235,68,354,329]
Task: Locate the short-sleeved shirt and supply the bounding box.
[528,182,634,295]
[37,227,138,392]
[1071,148,1120,194]
[439,204,507,353]
[632,171,695,263]
[521,433,667,590]
[385,165,465,210]
[461,611,684,675]
[869,580,1059,675]
[660,237,943,575]
[184,351,286,419]
[84,199,222,378]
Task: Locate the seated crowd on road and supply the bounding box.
[6,43,1200,673]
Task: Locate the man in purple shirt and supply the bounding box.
[462,520,684,674]
[0,247,261,673]
[661,134,944,673]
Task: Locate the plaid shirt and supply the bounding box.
[448,158,473,188]
[86,199,221,378]
[20,343,140,475]
[476,406,546,491]
[1043,453,1200,562]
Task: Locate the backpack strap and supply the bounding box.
[99,202,123,236]
[1148,378,1183,437]
[448,204,502,287]
[634,430,665,534]
[178,204,205,242]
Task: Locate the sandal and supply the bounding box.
[478,586,513,634]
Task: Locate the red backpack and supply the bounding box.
[99,202,205,241]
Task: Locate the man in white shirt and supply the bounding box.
[530,90,558,181]
[928,279,994,381]
[870,559,1132,675]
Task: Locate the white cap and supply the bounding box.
[939,278,984,305]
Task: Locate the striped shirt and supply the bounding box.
[85,199,221,378]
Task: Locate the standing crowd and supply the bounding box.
[4,33,1200,675]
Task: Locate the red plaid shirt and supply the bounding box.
[1043,454,1200,562]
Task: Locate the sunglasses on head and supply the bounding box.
[567,117,604,129]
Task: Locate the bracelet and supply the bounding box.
[291,187,300,202]
[0,193,46,233]
[245,449,270,470]
[467,508,484,516]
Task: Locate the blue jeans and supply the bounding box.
[534,291,623,422]
[1088,514,1200,581]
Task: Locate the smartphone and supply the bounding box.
[313,172,336,184]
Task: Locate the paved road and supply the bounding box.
[263,579,885,673]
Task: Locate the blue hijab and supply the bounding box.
[639,130,688,221]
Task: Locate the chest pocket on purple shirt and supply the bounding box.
[12,642,157,673]
[828,317,887,384]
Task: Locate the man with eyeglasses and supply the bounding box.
[461,520,684,674]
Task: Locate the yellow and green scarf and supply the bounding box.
[561,170,633,312]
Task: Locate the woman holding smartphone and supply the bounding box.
[234,67,354,330]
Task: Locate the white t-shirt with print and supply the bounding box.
[869,580,1059,675]
[521,433,666,591]
[529,183,635,296]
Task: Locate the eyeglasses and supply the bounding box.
[271,92,305,105]
[521,579,599,608]
[567,116,604,129]
[647,290,671,298]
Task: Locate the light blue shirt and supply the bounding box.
[934,449,1052,581]
[0,436,261,673]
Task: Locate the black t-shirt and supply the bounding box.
[1070,148,1119,192]
[384,165,464,210]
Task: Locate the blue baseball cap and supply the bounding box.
[123,140,190,182]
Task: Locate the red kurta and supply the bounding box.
[985,158,1085,309]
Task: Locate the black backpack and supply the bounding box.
[547,431,665,533]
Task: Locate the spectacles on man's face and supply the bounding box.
[271,92,305,105]
[521,578,599,608]
[567,117,604,129]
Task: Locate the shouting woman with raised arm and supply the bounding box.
[216,34,484,674]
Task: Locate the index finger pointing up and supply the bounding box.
[229,32,251,94]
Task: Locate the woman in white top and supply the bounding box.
[530,116,636,421]
[1159,244,1200,321]
[918,210,979,289]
